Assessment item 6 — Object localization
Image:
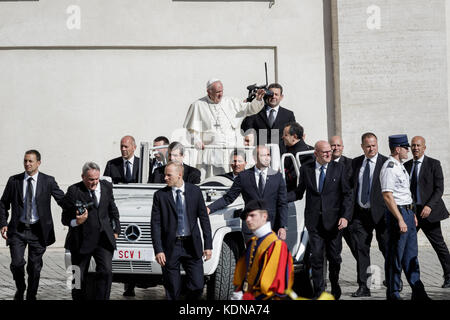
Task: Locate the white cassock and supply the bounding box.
[183,95,263,178]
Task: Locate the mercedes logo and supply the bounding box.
[124,224,141,242]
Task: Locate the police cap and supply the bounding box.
[389,134,410,148]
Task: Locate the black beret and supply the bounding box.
[240,199,268,220]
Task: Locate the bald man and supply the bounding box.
[104,135,140,184]
[293,140,353,299]
[404,136,450,288]
[329,136,357,261]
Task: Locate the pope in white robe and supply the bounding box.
[183,79,265,178]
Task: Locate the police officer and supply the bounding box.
[380,134,430,300]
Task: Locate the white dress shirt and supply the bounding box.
[123,156,136,176]
[315,161,328,192]
[254,167,269,189]
[357,153,379,208]
[410,155,424,205]
[22,172,39,224]
[172,183,191,237]
[265,105,280,122]
[70,183,101,227]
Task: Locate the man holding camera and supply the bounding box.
[183,79,265,178]
[62,162,121,300]
[244,83,295,154]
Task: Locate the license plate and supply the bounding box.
[113,248,154,261]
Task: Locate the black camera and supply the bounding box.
[246,85,274,103]
[75,200,94,215]
[245,62,273,102]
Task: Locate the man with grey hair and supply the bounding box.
[150,142,201,184]
[62,161,121,300]
[183,79,266,178]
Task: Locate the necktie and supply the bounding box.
[361,159,371,205]
[410,160,419,203]
[125,160,132,183]
[90,190,99,208]
[268,109,276,128]
[258,172,265,196]
[176,189,185,236]
[318,165,326,193]
[25,177,34,223]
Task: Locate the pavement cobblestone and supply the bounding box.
[0,244,449,301]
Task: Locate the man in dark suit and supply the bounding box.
[350,132,388,297]
[220,149,247,181]
[282,122,314,193]
[103,135,140,184]
[0,150,65,300]
[62,162,121,300]
[405,136,450,288]
[329,136,357,263]
[208,145,288,241]
[244,83,295,154]
[151,161,212,300]
[149,136,170,183]
[292,140,353,299]
[149,142,201,184]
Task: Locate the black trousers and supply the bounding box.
[70,233,113,300]
[351,206,387,286]
[416,205,450,278]
[162,237,204,300]
[309,220,343,296]
[9,223,46,299]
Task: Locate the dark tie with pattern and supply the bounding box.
[361,159,371,205]
[176,189,185,236]
[125,160,132,183]
[318,165,326,193]
[90,190,99,208]
[25,177,34,223]
[258,172,265,196]
[268,109,276,128]
[410,160,419,203]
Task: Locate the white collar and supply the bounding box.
[123,156,135,165]
[24,171,39,181]
[255,166,269,175]
[172,183,185,193]
[254,222,272,238]
[266,105,280,113]
[365,153,378,163]
[333,157,341,163]
[315,161,328,170]
[414,155,425,163]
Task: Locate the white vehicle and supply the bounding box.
[65,143,314,299]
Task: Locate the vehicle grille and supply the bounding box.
[112,261,152,273]
[117,222,152,245]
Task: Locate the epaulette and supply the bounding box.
[387,161,394,168]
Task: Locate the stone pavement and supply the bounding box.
[0,245,449,300]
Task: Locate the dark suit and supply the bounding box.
[294,161,352,297]
[284,139,314,192]
[0,172,64,299]
[405,155,450,278]
[62,180,121,300]
[150,163,201,185]
[249,106,295,154]
[350,153,388,287]
[103,156,140,184]
[148,158,165,183]
[208,167,288,233]
[334,156,357,260]
[220,172,236,181]
[151,183,212,300]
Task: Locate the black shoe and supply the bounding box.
[331,284,342,300]
[123,288,135,297]
[14,290,24,301]
[442,276,450,288]
[387,295,402,300]
[26,292,36,301]
[411,291,432,301]
[351,285,371,297]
